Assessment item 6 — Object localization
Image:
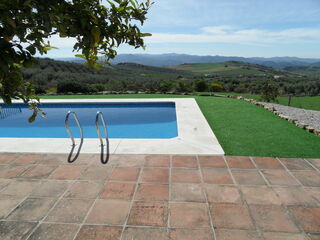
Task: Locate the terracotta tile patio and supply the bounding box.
[0,153,319,240]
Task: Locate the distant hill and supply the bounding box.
[55,53,320,70]
[169,61,290,76]
[24,58,320,96]
[23,58,192,91]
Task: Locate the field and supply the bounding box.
[41,94,320,158]
[170,61,280,76]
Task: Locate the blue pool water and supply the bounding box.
[0,102,178,139]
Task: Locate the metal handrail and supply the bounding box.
[65,111,84,163]
[95,111,109,164]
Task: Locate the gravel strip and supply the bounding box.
[260,102,320,131]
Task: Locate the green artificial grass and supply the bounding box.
[213,92,320,111]
[41,94,320,158]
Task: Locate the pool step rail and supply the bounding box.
[65,111,84,163]
[95,111,110,164]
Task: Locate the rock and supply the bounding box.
[306,126,315,133]
[296,122,307,129]
[314,129,320,136]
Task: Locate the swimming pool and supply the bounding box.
[0,102,178,139]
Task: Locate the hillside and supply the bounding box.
[23,58,320,96]
[169,61,291,76]
[23,58,193,92]
[284,63,320,77]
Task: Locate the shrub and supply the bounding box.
[260,80,279,102]
[57,80,95,93]
[210,83,224,92]
[193,79,208,92]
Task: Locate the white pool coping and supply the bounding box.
[0,98,224,155]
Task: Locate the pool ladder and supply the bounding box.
[65,111,84,163]
[65,111,109,164]
[95,111,110,164]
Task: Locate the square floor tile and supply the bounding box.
[75,225,122,240]
[28,223,79,240]
[170,202,210,228]
[291,171,320,187]
[0,165,30,178]
[279,158,314,170]
[86,199,130,225]
[79,166,113,181]
[210,203,254,230]
[110,167,140,181]
[141,168,169,183]
[145,155,170,167]
[205,185,241,203]
[262,232,307,240]
[198,156,227,168]
[41,154,66,165]
[232,170,266,185]
[30,181,70,198]
[171,169,201,183]
[135,183,168,201]
[122,227,168,240]
[215,229,262,240]
[202,168,233,184]
[21,165,58,179]
[0,197,23,218]
[252,157,284,169]
[241,186,281,205]
[171,183,205,202]
[49,166,83,180]
[46,198,93,223]
[0,154,19,164]
[305,188,320,202]
[172,156,198,168]
[7,197,56,221]
[114,155,146,167]
[13,154,41,165]
[65,181,103,199]
[0,221,37,240]
[226,156,255,169]
[289,207,320,233]
[1,180,40,196]
[128,202,168,227]
[169,228,213,240]
[273,187,319,206]
[100,182,136,200]
[249,205,299,232]
[307,159,320,170]
[0,179,12,191]
[261,170,300,186]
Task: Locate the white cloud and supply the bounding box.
[146,26,320,44]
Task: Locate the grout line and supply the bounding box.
[276,158,304,187]
[24,176,78,240]
[119,162,144,240]
[222,156,265,239]
[249,157,270,186]
[71,165,116,240]
[167,155,172,237]
[270,158,314,239]
[304,158,320,173]
[2,179,43,219]
[196,155,216,240]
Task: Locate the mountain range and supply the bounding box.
[55,53,320,69]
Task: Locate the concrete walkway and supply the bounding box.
[0,154,319,240]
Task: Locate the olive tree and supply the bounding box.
[0,0,151,121]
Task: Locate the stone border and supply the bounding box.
[218,94,320,136]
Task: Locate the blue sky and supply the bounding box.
[44,0,320,58]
